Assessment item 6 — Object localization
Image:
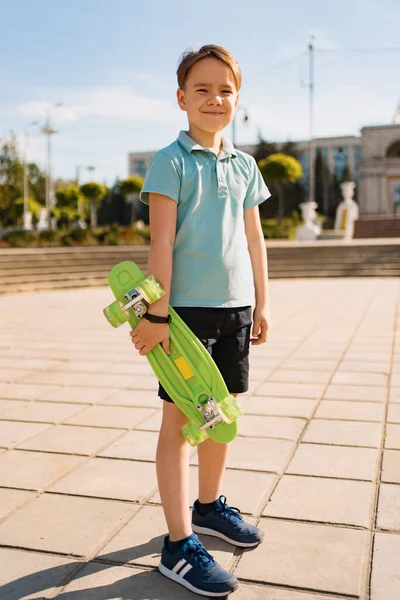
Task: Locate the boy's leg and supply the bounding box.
[156,400,192,541]
[196,395,237,504]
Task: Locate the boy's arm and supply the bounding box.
[130,193,177,355]
[244,205,271,345]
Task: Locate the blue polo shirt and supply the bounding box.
[140,130,270,308]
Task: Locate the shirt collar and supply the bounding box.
[177,130,237,158]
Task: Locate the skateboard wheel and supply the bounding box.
[103,300,128,328]
[139,276,165,304]
[218,395,243,424]
[182,420,209,447]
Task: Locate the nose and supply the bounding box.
[207,93,223,106]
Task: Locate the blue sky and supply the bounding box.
[1,0,400,185]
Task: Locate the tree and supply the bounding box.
[253,134,278,163]
[79,182,107,228]
[315,149,331,215]
[258,153,303,219]
[55,185,83,227]
[0,134,24,225]
[119,175,144,223]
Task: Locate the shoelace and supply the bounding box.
[184,539,214,571]
[215,495,243,523]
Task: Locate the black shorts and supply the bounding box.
[158,306,252,403]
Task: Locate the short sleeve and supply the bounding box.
[243,157,271,210]
[139,150,181,205]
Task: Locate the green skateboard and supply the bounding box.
[103,261,243,446]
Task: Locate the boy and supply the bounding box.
[130,45,271,597]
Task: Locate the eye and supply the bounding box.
[222,90,233,94]
[196,88,207,92]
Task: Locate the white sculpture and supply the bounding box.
[296,201,322,241]
[334,182,359,239]
[37,208,48,232]
[23,211,33,231]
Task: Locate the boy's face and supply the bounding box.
[177,57,239,135]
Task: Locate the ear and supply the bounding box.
[234,93,239,109]
[177,88,187,112]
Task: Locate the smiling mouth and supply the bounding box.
[202,112,225,115]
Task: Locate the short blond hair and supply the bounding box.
[177,45,242,91]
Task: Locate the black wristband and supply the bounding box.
[142,312,171,324]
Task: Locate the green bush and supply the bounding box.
[261,211,302,240]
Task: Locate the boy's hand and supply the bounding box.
[130,319,170,356]
[250,305,271,345]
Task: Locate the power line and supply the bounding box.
[316,46,400,53]
[246,51,306,82]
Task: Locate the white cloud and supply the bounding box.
[15,86,180,125]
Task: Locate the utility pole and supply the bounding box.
[308,36,315,204]
[41,103,63,229]
[231,106,249,147]
[23,121,38,229]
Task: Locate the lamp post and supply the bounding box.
[41,103,63,229]
[231,106,249,147]
[23,121,38,229]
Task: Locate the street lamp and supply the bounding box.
[41,102,63,229]
[231,106,249,147]
[23,120,38,229]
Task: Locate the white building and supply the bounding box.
[128,124,400,216]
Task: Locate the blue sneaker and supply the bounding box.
[159,533,238,597]
[192,495,263,548]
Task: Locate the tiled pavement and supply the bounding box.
[0,277,399,600]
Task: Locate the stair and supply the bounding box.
[0,240,399,294]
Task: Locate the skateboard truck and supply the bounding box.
[121,287,149,318]
[197,397,228,430]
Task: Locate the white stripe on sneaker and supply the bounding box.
[172,558,187,574]
[179,563,193,578]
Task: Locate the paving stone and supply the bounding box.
[389,387,400,403]
[216,436,294,473]
[99,389,160,408]
[103,362,154,375]
[0,357,60,371]
[238,415,306,440]
[0,399,27,417]
[40,386,113,404]
[64,405,155,429]
[98,430,158,461]
[232,584,346,600]
[235,518,367,596]
[391,374,400,386]
[268,370,331,384]
[371,532,400,600]
[0,421,49,448]
[0,369,33,383]
[3,401,86,424]
[0,547,78,600]
[338,360,391,374]
[0,488,36,520]
[388,404,400,423]
[286,443,378,480]
[0,493,137,556]
[57,562,198,600]
[48,360,105,373]
[385,424,400,449]
[303,419,382,448]
[255,382,325,399]
[263,474,373,527]
[381,450,400,483]
[324,384,386,402]
[135,410,163,431]
[0,450,83,491]
[377,484,400,531]
[151,465,276,516]
[280,358,338,371]
[17,424,122,455]
[243,396,317,418]
[100,504,237,571]
[344,351,391,363]
[50,456,158,502]
[331,371,388,386]
[19,371,144,390]
[0,383,58,401]
[315,400,385,422]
